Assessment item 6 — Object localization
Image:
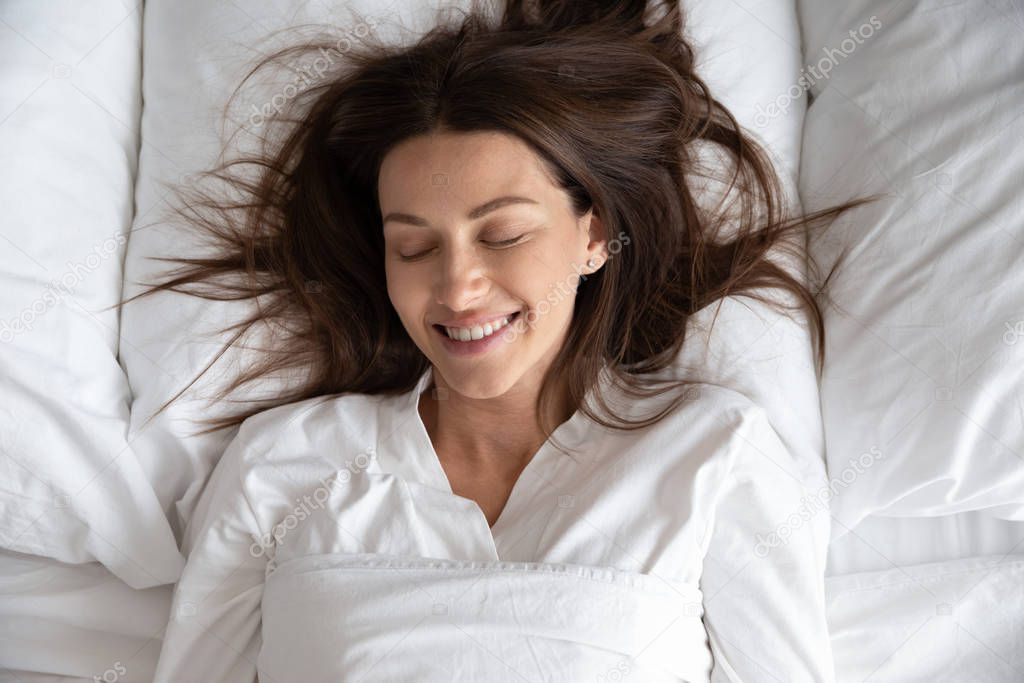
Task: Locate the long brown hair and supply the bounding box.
[121,0,876,449]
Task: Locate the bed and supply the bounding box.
[0,0,1021,680]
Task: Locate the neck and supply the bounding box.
[418,370,574,466]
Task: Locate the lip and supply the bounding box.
[433,311,521,357]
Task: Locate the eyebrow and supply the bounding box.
[382,195,539,228]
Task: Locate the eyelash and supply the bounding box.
[486,235,526,247]
[398,234,526,261]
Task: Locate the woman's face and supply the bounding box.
[379,130,606,400]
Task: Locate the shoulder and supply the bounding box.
[202,390,398,533]
[635,381,791,486]
[227,390,392,468]
[686,383,770,422]
[632,380,772,437]
[697,385,777,449]
[600,380,778,482]
[685,385,805,495]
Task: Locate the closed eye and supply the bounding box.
[483,234,526,248]
[397,248,435,261]
[396,234,528,261]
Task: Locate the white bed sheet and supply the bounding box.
[0,549,171,683]
[827,512,1024,577]
[827,553,1024,682]
[6,548,1020,683]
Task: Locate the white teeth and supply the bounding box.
[443,315,513,342]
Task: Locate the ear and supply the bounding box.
[581,208,608,273]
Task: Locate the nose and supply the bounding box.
[433,242,489,312]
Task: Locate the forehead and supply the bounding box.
[377,130,560,215]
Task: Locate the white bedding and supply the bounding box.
[261,557,706,682]
[797,0,1024,532]
[5,1,820,680]
[3,0,1023,681]
[0,0,180,588]
[0,549,171,682]
[826,511,1024,576]
[794,1,1024,676]
[827,554,1024,682]
[0,2,179,681]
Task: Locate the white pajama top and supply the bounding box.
[152,364,835,682]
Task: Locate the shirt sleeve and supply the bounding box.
[152,426,267,683]
[698,406,836,682]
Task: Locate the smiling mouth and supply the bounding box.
[432,311,521,342]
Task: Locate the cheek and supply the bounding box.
[525,237,579,285]
[498,253,544,301]
[512,251,579,323]
[385,266,424,322]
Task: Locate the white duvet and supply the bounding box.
[154,366,834,682]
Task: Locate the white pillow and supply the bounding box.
[684,0,806,191]
[798,0,1024,531]
[120,0,816,542]
[0,0,181,588]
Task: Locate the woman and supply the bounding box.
[146,0,872,680]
